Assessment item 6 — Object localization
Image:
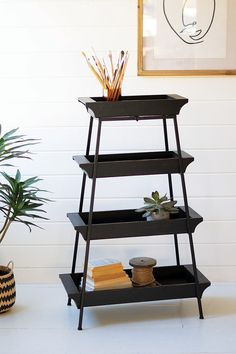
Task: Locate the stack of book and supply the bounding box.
[82,258,132,291]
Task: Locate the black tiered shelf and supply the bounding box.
[59,94,210,330]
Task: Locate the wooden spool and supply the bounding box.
[129,257,157,287]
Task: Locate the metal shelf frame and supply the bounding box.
[60,95,210,330]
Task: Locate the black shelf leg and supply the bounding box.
[78,120,102,330]
[173,235,180,266]
[67,231,80,306]
[173,116,204,319]
[79,116,94,213]
[67,116,93,306]
[162,117,180,266]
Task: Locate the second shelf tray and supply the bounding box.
[73,151,194,178]
[67,206,203,240]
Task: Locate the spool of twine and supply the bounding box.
[129,257,157,287]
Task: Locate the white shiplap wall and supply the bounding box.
[0,0,236,283]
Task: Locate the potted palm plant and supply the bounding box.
[0,127,49,313]
[135,190,179,221]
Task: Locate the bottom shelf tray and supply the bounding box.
[59,265,210,308]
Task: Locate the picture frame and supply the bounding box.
[138,0,236,76]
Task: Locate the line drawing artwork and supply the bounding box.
[163,0,216,45]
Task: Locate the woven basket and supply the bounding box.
[0,262,16,313]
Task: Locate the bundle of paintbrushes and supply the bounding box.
[82,49,129,101]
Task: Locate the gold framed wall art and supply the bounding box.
[138,0,236,76]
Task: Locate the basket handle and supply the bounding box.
[7,261,14,270]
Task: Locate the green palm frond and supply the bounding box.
[0,169,51,244]
[0,127,39,166]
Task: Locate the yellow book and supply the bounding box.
[93,281,132,291]
[84,277,132,291]
[87,266,124,277]
[87,272,127,282]
[87,258,123,275]
[86,274,130,288]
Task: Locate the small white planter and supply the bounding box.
[146,211,170,221]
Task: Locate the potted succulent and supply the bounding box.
[0,127,49,313]
[135,190,179,221]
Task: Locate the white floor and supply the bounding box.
[0,283,236,354]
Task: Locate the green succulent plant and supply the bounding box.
[0,126,49,245]
[135,191,179,218]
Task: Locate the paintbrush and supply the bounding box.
[81,51,105,88]
[108,50,114,76]
[110,51,127,100]
[113,52,129,100]
[82,49,129,100]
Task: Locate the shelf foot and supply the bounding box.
[67,297,72,306]
[197,297,204,319]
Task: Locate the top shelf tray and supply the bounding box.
[78,94,188,120]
